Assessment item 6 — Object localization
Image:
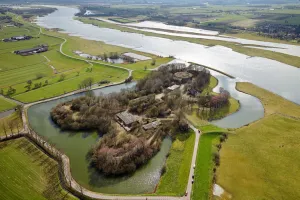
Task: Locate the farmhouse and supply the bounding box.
[116,111,139,131]
[14,45,48,56]
[3,35,32,42]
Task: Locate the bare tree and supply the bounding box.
[16,105,23,119]
[8,121,14,135]
[16,123,20,134]
[2,123,7,138]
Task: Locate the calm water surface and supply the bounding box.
[36,6,300,105]
[210,71,264,128]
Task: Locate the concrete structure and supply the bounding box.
[167,85,180,91]
[116,111,139,131]
[3,35,32,42]
[173,71,193,83]
[143,121,161,130]
[122,52,151,61]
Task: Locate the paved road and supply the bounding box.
[0,94,25,119]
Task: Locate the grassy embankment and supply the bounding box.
[217,82,300,200]
[0,138,78,200]
[0,96,17,112]
[192,129,223,200]
[155,129,195,196]
[79,17,300,68]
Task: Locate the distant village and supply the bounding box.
[252,23,300,42]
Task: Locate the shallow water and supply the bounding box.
[36,6,300,105]
[127,21,219,36]
[125,27,300,57]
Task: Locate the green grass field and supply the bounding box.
[1,15,170,102]
[13,63,128,103]
[0,138,78,200]
[215,82,300,199]
[42,48,90,72]
[0,96,17,112]
[156,130,195,196]
[192,131,222,200]
[217,114,300,200]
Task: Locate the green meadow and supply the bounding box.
[0,14,173,103]
[0,138,78,200]
[216,83,300,199]
[192,131,222,200]
[156,130,195,196]
[0,96,17,112]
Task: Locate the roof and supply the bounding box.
[116,111,138,125]
[123,52,151,61]
[143,121,161,130]
[174,71,193,79]
[16,45,48,54]
[167,85,180,91]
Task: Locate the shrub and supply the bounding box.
[161,164,167,175]
[213,152,220,166]
[151,59,156,66]
[58,74,66,82]
[35,73,45,80]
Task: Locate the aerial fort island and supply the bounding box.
[1,1,300,200]
[50,63,230,175]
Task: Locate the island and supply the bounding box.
[51,63,232,175]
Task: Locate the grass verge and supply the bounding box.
[155,130,195,196]
[0,96,17,112]
[192,131,222,200]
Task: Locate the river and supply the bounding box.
[36,6,300,105]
